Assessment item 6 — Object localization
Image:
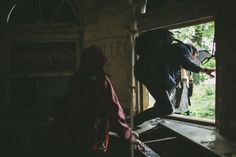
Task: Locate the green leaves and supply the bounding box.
[189,84,215,120]
[172,21,215,52]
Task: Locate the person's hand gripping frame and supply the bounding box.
[129,130,145,151]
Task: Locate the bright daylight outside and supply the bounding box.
[149,21,216,120]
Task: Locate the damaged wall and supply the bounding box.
[0,0,135,113]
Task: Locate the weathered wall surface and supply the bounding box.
[0,0,135,112]
[82,3,134,111]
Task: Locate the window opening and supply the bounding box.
[148,21,216,121]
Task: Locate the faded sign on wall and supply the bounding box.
[85,36,131,74]
[11,41,77,73]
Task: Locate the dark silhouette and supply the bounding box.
[52,46,143,157]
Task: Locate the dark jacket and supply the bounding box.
[134,42,200,93]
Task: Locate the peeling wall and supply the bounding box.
[83,8,134,111]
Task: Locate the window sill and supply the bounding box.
[134,118,236,157]
[164,114,215,127]
[159,119,236,157]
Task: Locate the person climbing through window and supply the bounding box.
[133,28,215,125]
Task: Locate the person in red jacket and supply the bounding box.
[53,46,143,157]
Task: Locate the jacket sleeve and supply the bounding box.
[178,44,201,73]
[101,76,131,140]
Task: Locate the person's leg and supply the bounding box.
[133,105,160,126]
[133,89,173,126]
[185,110,190,116]
[156,89,174,115]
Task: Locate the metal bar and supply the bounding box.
[140,142,161,157]
[143,136,177,144]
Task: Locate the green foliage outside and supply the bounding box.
[189,83,215,120]
[172,22,216,120]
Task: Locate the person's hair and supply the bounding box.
[187,43,199,58]
[79,46,107,72]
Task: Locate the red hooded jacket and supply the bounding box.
[55,46,131,155]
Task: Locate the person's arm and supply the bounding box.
[199,67,215,77]
[101,76,130,138]
[101,76,144,149]
[178,44,201,73]
[179,44,215,77]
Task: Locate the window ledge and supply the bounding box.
[160,119,236,157]
[165,114,215,126]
